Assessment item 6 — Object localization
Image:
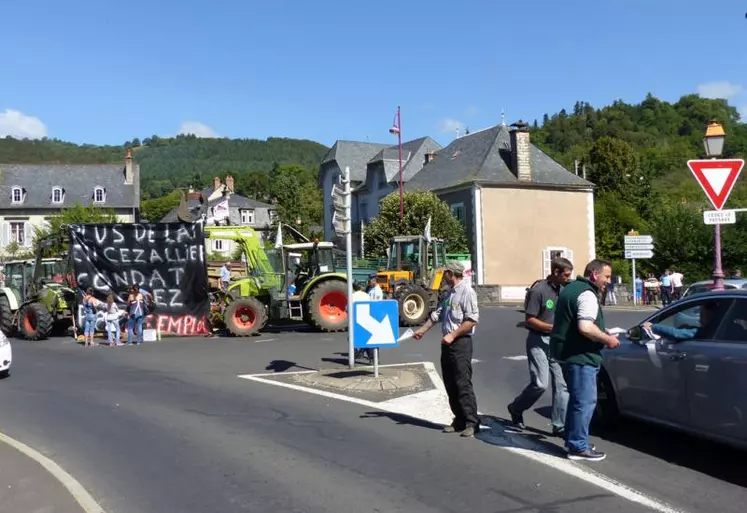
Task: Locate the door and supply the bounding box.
[685,297,747,442]
[613,299,713,425]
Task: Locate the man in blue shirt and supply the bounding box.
[220,263,232,292]
[660,270,672,306]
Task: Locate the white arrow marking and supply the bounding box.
[355,303,396,345]
[702,167,731,195]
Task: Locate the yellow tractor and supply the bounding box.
[376,235,448,326]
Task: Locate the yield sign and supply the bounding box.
[687,159,745,210]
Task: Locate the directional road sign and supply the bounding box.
[352,300,399,349]
[687,159,745,210]
[703,209,737,225]
[624,243,654,251]
[623,235,653,245]
[625,250,653,259]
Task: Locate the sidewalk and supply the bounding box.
[0,439,87,513]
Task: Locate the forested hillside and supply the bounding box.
[0,134,328,199]
[531,94,747,280]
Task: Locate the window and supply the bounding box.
[542,247,574,278]
[648,298,734,340]
[240,209,255,224]
[213,239,225,252]
[714,299,747,343]
[11,187,23,203]
[451,202,466,225]
[10,222,26,246]
[93,187,105,203]
[52,187,63,204]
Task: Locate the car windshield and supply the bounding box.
[684,283,737,297]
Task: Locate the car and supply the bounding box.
[0,330,11,378]
[595,289,747,451]
[682,278,747,298]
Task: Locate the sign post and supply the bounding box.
[332,167,354,368]
[624,233,654,305]
[687,158,745,290]
[352,300,400,377]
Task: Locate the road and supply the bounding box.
[0,306,743,513]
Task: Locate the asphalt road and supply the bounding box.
[0,306,744,513]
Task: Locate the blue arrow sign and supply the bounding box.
[352,300,399,349]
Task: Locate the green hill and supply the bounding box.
[0,134,328,199]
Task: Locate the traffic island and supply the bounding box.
[257,363,436,403]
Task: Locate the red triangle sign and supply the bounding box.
[687,159,745,210]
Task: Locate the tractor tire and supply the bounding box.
[396,285,430,326]
[19,302,54,341]
[0,296,14,336]
[223,297,267,337]
[307,280,348,332]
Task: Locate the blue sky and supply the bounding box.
[1,0,746,148]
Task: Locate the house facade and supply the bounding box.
[318,137,442,253]
[406,121,595,299]
[161,174,277,256]
[0,151,141,257]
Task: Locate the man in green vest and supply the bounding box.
[550,259,620,462]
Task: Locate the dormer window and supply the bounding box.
[11,186,23,204]
[52,186,64,204]
[93,186,106,204]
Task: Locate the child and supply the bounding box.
[105,294,122,346]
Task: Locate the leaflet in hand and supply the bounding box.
[643,327,661,340]
[606,327,626,336]
[398,328,415,342]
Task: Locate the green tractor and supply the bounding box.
[203,226,349,337]
[0,234,77,340]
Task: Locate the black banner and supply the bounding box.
[69,223,210,336]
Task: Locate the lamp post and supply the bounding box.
[389,106,404,219]
[704,121,727,291]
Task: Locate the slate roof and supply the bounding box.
[0,164,138,210]
[319,140,391,182]
[406,124,593,192]
[368,137,443,182]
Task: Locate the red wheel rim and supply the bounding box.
[234,305,256,328]
[319,291,347,322]
[24,311,36,333]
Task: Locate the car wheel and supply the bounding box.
[592,368,620,430]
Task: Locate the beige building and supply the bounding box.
[407,121,595,300]
[0,151,140,257]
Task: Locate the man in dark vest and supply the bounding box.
[550,259,620,462]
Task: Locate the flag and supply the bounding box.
[424,216,432,243]
[213,198,229,222]
[275,223,283,248]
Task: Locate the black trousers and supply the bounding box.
[440,335,479,428]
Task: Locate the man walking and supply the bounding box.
[414,261,480,437]
[550,259,620,461]
[508,258,573,436]
[220,262,232,292]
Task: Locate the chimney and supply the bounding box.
[424,152,435,165]
[225,175,235,193]
[213,176,221,191]
[186,189,201,200]
[124,149,133,184]
[509,120,531,182]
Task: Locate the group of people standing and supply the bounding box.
[79,285,153,346]
[508,258,619,461]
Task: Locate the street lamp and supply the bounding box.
[704,121,726,290]
[389,106,404,219]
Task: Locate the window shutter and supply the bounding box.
[24,222,33,247]
[563,248,574,266]
[0,222,8,246]
[542,249,551,278]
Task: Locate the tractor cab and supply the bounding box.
[379,235,447,295]
[281,241,337,296]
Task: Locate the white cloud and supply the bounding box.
[464,106,478,116]
[178,120,218,138]
[0,109,47,139]
[438,117,465,134]
[697,81,744,100]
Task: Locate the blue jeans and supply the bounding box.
[107,321,121,344]
[562,363,599,452]
[84,314,97,335]
[127,316,144,345]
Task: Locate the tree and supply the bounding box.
[268,164,323,235]
[587,137,646,201]
[34,203,119,256]
[363,191,469,257]
[141,190,182,222]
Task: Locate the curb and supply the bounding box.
[0,431,105,513]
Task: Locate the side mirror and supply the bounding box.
[628,325,642,342]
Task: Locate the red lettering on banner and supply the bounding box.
[145,314,210,336]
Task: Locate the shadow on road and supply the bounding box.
[592,418,747,488]
[360,411,443,431]
[264,360,316,373]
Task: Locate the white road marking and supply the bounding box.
[239,361,687,513]
[252,338,277,343]
[503,355,528,361]
[471,358,482,364]
[0,431,106,513]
